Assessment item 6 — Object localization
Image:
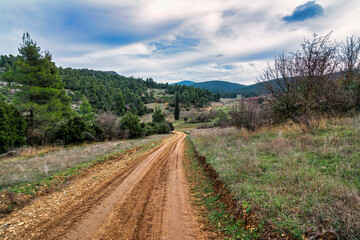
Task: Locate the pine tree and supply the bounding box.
[12,33,72,144]
[79,96,95,121]
[113,91,125,116]
[152,107,165,123]
[174,92,180,120]
[0,100,27,153]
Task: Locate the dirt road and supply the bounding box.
[0,132,204,240]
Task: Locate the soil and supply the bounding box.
[0,132,207,240]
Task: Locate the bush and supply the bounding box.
[0,101,27,153]
[229,101,273,131]
[55,116,101,145]
[96,111,120,140]
[120,112,143,138]
[190,113,211,123]
[152,107,165,123]
[154,122,171,134]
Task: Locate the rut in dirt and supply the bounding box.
[33,131,198,240]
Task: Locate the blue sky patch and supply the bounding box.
[282,1,324,23]
[150,36,199,55]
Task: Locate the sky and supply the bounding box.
[1,0,359,85]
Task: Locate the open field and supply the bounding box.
[0,134,169,190]
[189,117,360,239]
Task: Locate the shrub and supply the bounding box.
[96,111,120,140]
[152,107,165,123]
[55,116,101,145]
[120,112,143,138]
[189,113,211,123]
[154,122,171,134]
[229,101,273,131]
[0,101,27,153]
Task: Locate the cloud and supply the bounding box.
[282,1,324,23]
[0,0,359,85]
[150,35,200,55]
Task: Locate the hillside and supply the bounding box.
[172,80,265,97]
[171,80,195,86]
[191,80,245,93]
[0,55,216,116]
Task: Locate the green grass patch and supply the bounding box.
[189,117,360,239]
[185,137,260,239]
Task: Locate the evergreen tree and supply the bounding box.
[152,107,165,123]
[102,92,113,111]
[11,33,72,144]
[79,96,95,121]
[120,111,142,138]
[113,91,125,116]
[174,92,180,120]
[0,101,27,153]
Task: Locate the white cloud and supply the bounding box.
[1,0,360,85]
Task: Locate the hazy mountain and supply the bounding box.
[171,80,196,86]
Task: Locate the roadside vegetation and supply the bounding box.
[0,134,169,190]
[190,117,360,239]
[182,33,360,239]
[185,138,259,240]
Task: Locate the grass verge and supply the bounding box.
[184,137,263,240]
[189,117,360,239]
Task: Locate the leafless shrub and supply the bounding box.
[229,100,273,131]
[209,109,219,119]
[189,112,211,123]
[95,111,120,140]
[258,33,351,126]
[339,35,360,110]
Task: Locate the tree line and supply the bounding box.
[0,33,212,153]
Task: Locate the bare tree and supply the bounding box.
[340,35,360,109]
[259,33,345,125]
[259,52,301,123]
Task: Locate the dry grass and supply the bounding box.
[0,134,169,188]
[190,116,360,239]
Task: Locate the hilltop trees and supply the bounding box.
[0,32,213,150]
[12,33,72,144]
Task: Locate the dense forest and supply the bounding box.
[0,33,217,153]
[1,56,216,115]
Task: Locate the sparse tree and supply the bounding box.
[259,33,344,125]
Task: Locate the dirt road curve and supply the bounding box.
[1,132,204,240]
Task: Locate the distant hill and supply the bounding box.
[172,80,265,98]
[171,80,196,86]
[191,81,245,93]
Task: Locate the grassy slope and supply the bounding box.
[189,117,360,239]
[0,134,170,191]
